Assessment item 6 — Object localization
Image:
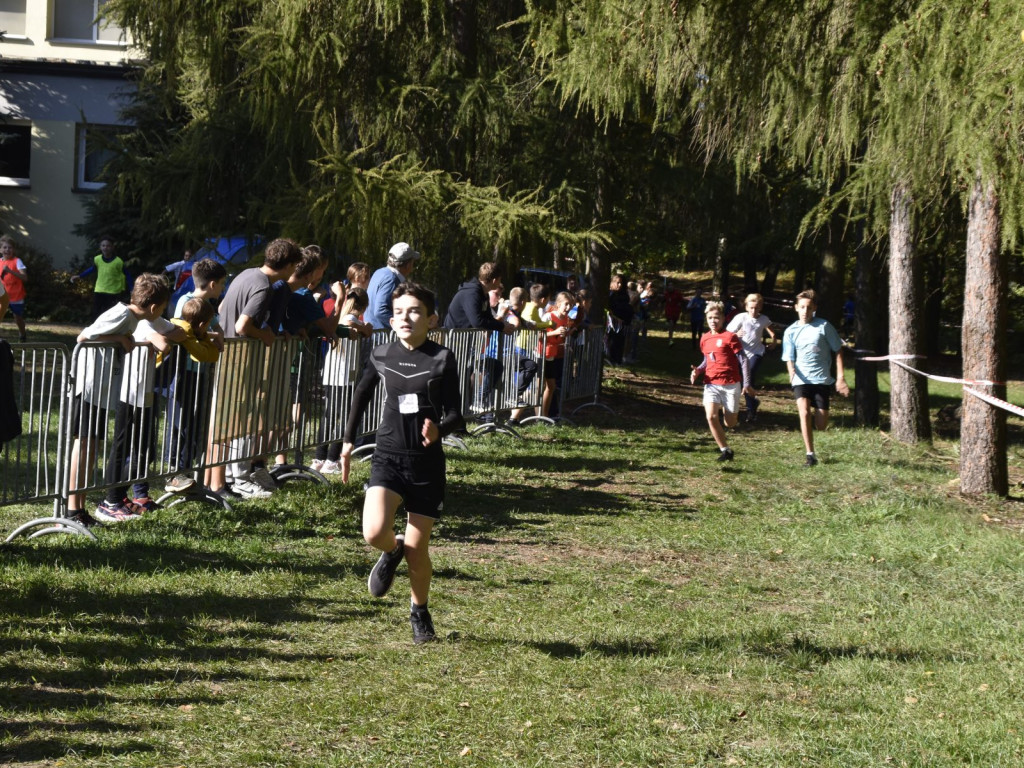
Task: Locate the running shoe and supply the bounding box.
[805,454,819,467]
[309,459,325,472]
[410,608,437,644]
[94,500,141,524]
[368,535,405,598]
[127,496,159,514]
[164,474,197,494]
[717,447,734,462]
[250,467,279,492]
[68,510,103,529]
[231,478,272,499]
[320,460,342,475]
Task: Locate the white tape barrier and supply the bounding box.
[857,352,1019,419]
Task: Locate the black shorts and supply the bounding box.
[793,384,831,411]
[368,450,446,520]
[70,395,108,439]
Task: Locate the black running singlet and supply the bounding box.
[344,339,464,453]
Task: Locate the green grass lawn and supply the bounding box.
[2,324,1024,767]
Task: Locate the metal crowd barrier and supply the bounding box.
[2,342,82,540]
[557,326,614,421]
[2,320,612,542]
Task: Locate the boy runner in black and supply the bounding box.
[340,283,464,644]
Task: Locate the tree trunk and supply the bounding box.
[960,173,1007,496]
[853,234,880,426]
[888,182,931,443]
[588,165,609,325]
[712,236,727,297]
[761,250,781,296]
[743,249,759,294]
[815,215,846,326]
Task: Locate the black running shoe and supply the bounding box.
[68,510,103,529]
[368,535,405,597]
[410,608,437,644]
[717,447,734,462]
[805,454,818,467]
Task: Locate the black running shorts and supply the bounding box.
[792,383,831,411]
[368,450,446,520]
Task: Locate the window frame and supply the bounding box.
[50,0,126,46]
[0,121,32,188]
[73,122,122,193]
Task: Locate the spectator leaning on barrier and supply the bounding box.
[165,258,228,496]
[66,274,170,527]
[365,242,420,330]
[443,262,519,335]
[218,237,302,499]
[72,235,133,321]
[781,289,849,467]
[96,277,189,523]
[0,235,28,341]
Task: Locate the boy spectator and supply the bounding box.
[282,250,345,338]
[726,293,777,423]
[508,283,551,424]
[340,283,464,644]
[72,235,132,321]
[217,237,302,497]
[781,289,850,466]
[65,274,169,526]
[690,301,751,462]
[365,242,420,330]
[663,282,683,346]
[96,279,190,521]
[686,288,706,349]
[0,235,28,341]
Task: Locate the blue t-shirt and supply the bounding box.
[282,288,326,335]
[781,317,843,385]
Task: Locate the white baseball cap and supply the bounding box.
[388,242,421,264]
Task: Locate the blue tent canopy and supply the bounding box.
[167,235,265,313]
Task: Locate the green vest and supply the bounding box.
[94,254,126,295]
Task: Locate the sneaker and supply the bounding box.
[309,459,325,472]
[127,496,159,514]
[164,474,197,494]
[68,509,103,529]
[94,500,141,524]
[318,459,341,474]
[250,466,279,492]
[751,396,761,415]
[368,535,405,598]
[805,454,819,467]
[717,447,734,462]
[410,608,437,644]
[230,478,273,499]
[505,418,521,428]
[215,486,242,500]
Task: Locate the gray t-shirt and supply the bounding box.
[219,268,271,339]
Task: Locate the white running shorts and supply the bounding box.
[703,382,741,413]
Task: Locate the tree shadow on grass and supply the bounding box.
[441,479,634,542]
[1,737,156,765]
[4,538,359,580]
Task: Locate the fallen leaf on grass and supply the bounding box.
[458,701,470,708]
[904,696,918,704]
[179,705,193,712]
[460,746,472,757]
[978,684,990,691]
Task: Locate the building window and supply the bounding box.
[75,124,120,191]
[0,123,31,187]
[0,0,27,38]
[52,0,124,43]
